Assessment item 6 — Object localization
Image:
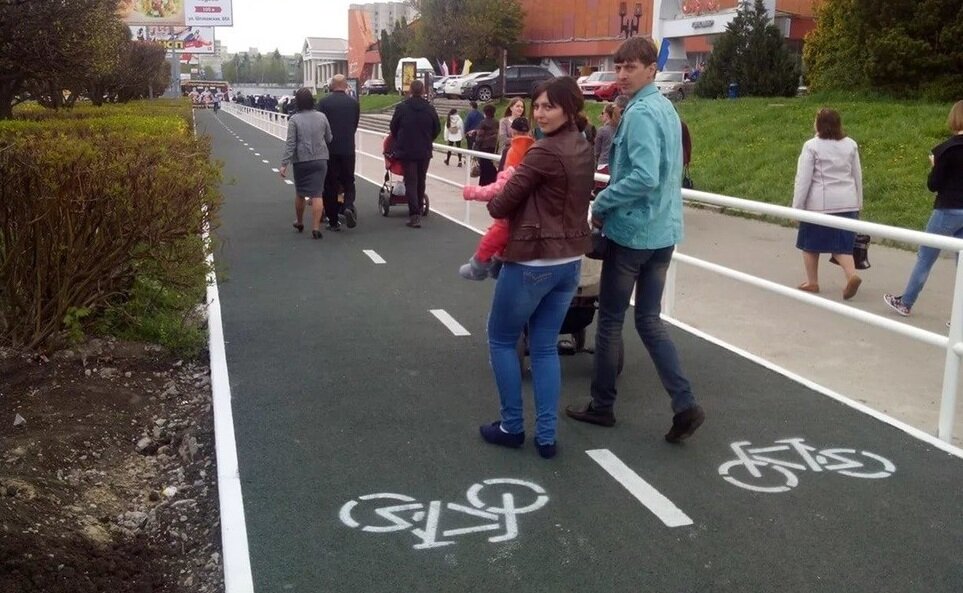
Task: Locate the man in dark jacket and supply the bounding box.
[389,79,440,228]
[317,75,361,230]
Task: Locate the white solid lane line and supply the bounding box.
[586,449,693,528]
[363,250,386,264]
[430,309,470,336]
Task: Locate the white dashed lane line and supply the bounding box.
[271,168,279,173]
[262,160,269,164]
[430,309,470,337]
[284,180,293,185]
[586,449,693,528]
[363,250,386,264]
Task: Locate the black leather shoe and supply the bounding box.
[665,405,705,443]
[565,402,616,427]
[344,208,357,228]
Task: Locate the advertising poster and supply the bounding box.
[185,0,233,26]
[118,0,186,25]
[401,61,417,94]
[129,25,215,53]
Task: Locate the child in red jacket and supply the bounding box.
[459,117,536,280]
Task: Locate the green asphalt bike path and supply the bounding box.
[198,110,963,593]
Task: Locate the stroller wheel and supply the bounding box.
[379,188,390,217]
[572,328,587,352]
[421,194,430,217]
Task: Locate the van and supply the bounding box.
[394,57,435,93]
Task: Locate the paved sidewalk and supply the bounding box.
[354,141,963,446]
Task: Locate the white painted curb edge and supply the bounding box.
[665,317,963,460]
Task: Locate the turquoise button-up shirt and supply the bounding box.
[591,83,684,250]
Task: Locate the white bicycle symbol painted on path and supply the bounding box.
[718,438,896,493]
[339,478,549,550]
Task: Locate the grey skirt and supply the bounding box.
[293,159,327,197]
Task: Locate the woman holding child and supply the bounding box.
[475,77,594,459]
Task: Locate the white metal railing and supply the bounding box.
[221,104,963,443]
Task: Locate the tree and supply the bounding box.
[412,0,524,71]
[379,17,414,92]
[805,0,963,99]
[0,0,127,117]
[695,0,798,98]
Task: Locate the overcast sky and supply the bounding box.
[215,0,385,55]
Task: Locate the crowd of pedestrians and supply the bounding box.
[265,36,963,460]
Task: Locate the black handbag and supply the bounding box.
[829,234,871,270]
[586,229,608,260]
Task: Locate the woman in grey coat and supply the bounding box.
[280,87,333,239]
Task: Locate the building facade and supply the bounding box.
[516,0,819,76]
[349,1,419,41]
[302,37,349,93]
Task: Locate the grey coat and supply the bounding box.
[281,110,333,165]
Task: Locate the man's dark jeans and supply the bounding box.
[402,159,430,216]
[322,153,357,225]
[591,242,696,414]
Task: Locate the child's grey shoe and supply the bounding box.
[459,256,490,281]
[488,258,504,280]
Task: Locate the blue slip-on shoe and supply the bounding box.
[479,421,524,449]
[535,441,557,459]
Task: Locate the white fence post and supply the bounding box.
[939,255,963,442]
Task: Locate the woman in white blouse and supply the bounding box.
[444,108,464,167]
[792,108,864,300]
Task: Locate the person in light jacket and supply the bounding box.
[792,108,863,300]
[884,100,963,317]
[443,108,464,166]
[280,88,333,239]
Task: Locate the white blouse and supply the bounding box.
[444,115,464,142]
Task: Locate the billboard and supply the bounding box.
[119,0,185,25]
[119,0,232,26]
[129,25,215,53]
[185,0,233,26]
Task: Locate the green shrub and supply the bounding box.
[0,102,220,351]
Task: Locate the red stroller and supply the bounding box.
[379,134,429,217]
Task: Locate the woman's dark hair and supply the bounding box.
[483,104,496,118]
[448,107,457,128]
[294,87,314,111]
[531,76,586,129]
[815,108,846,140]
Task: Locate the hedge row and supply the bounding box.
[0,100,221,351]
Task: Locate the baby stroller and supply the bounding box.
[379,134,430,217]
[517,256,625,376]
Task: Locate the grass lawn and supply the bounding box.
[359,94,403,113]
[450,93,955,231]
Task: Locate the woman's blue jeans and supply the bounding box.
[902,209,963,308]
[487,260,581,445]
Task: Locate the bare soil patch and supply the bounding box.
[0,338,223,593]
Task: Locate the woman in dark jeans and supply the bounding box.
[473,104,499,186]
[885,100,963,317]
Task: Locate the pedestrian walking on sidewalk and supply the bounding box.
[389,79,440,228]
[444,108,464,166]
[478,77,594,459]
[317,74,361,231]
[280,88,333,240]
[792,108,864,299]
[472,104,499,186]
[565,37,706,443]
[885,100,963,317]
[464,101,483,151]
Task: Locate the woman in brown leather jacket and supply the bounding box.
[478,77,594,459]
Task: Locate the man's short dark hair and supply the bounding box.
[294,87,314,111]
[469,101,478,109]
[614,36,659,66]
[483,104,496,117]
[409,79,424,97]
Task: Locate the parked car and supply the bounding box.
[655,71,696,100]
[594,81,621,102]
[445,72,490,99]
[579,71,617,100]
[462,65,554,102]
[433,75,458,93]
[362,79,389,95]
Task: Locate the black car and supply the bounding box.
[463,66,554,102]
[362,79,389,95]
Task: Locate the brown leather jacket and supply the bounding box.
[487,123,593,262]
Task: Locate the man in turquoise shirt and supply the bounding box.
[566,37,705,442]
